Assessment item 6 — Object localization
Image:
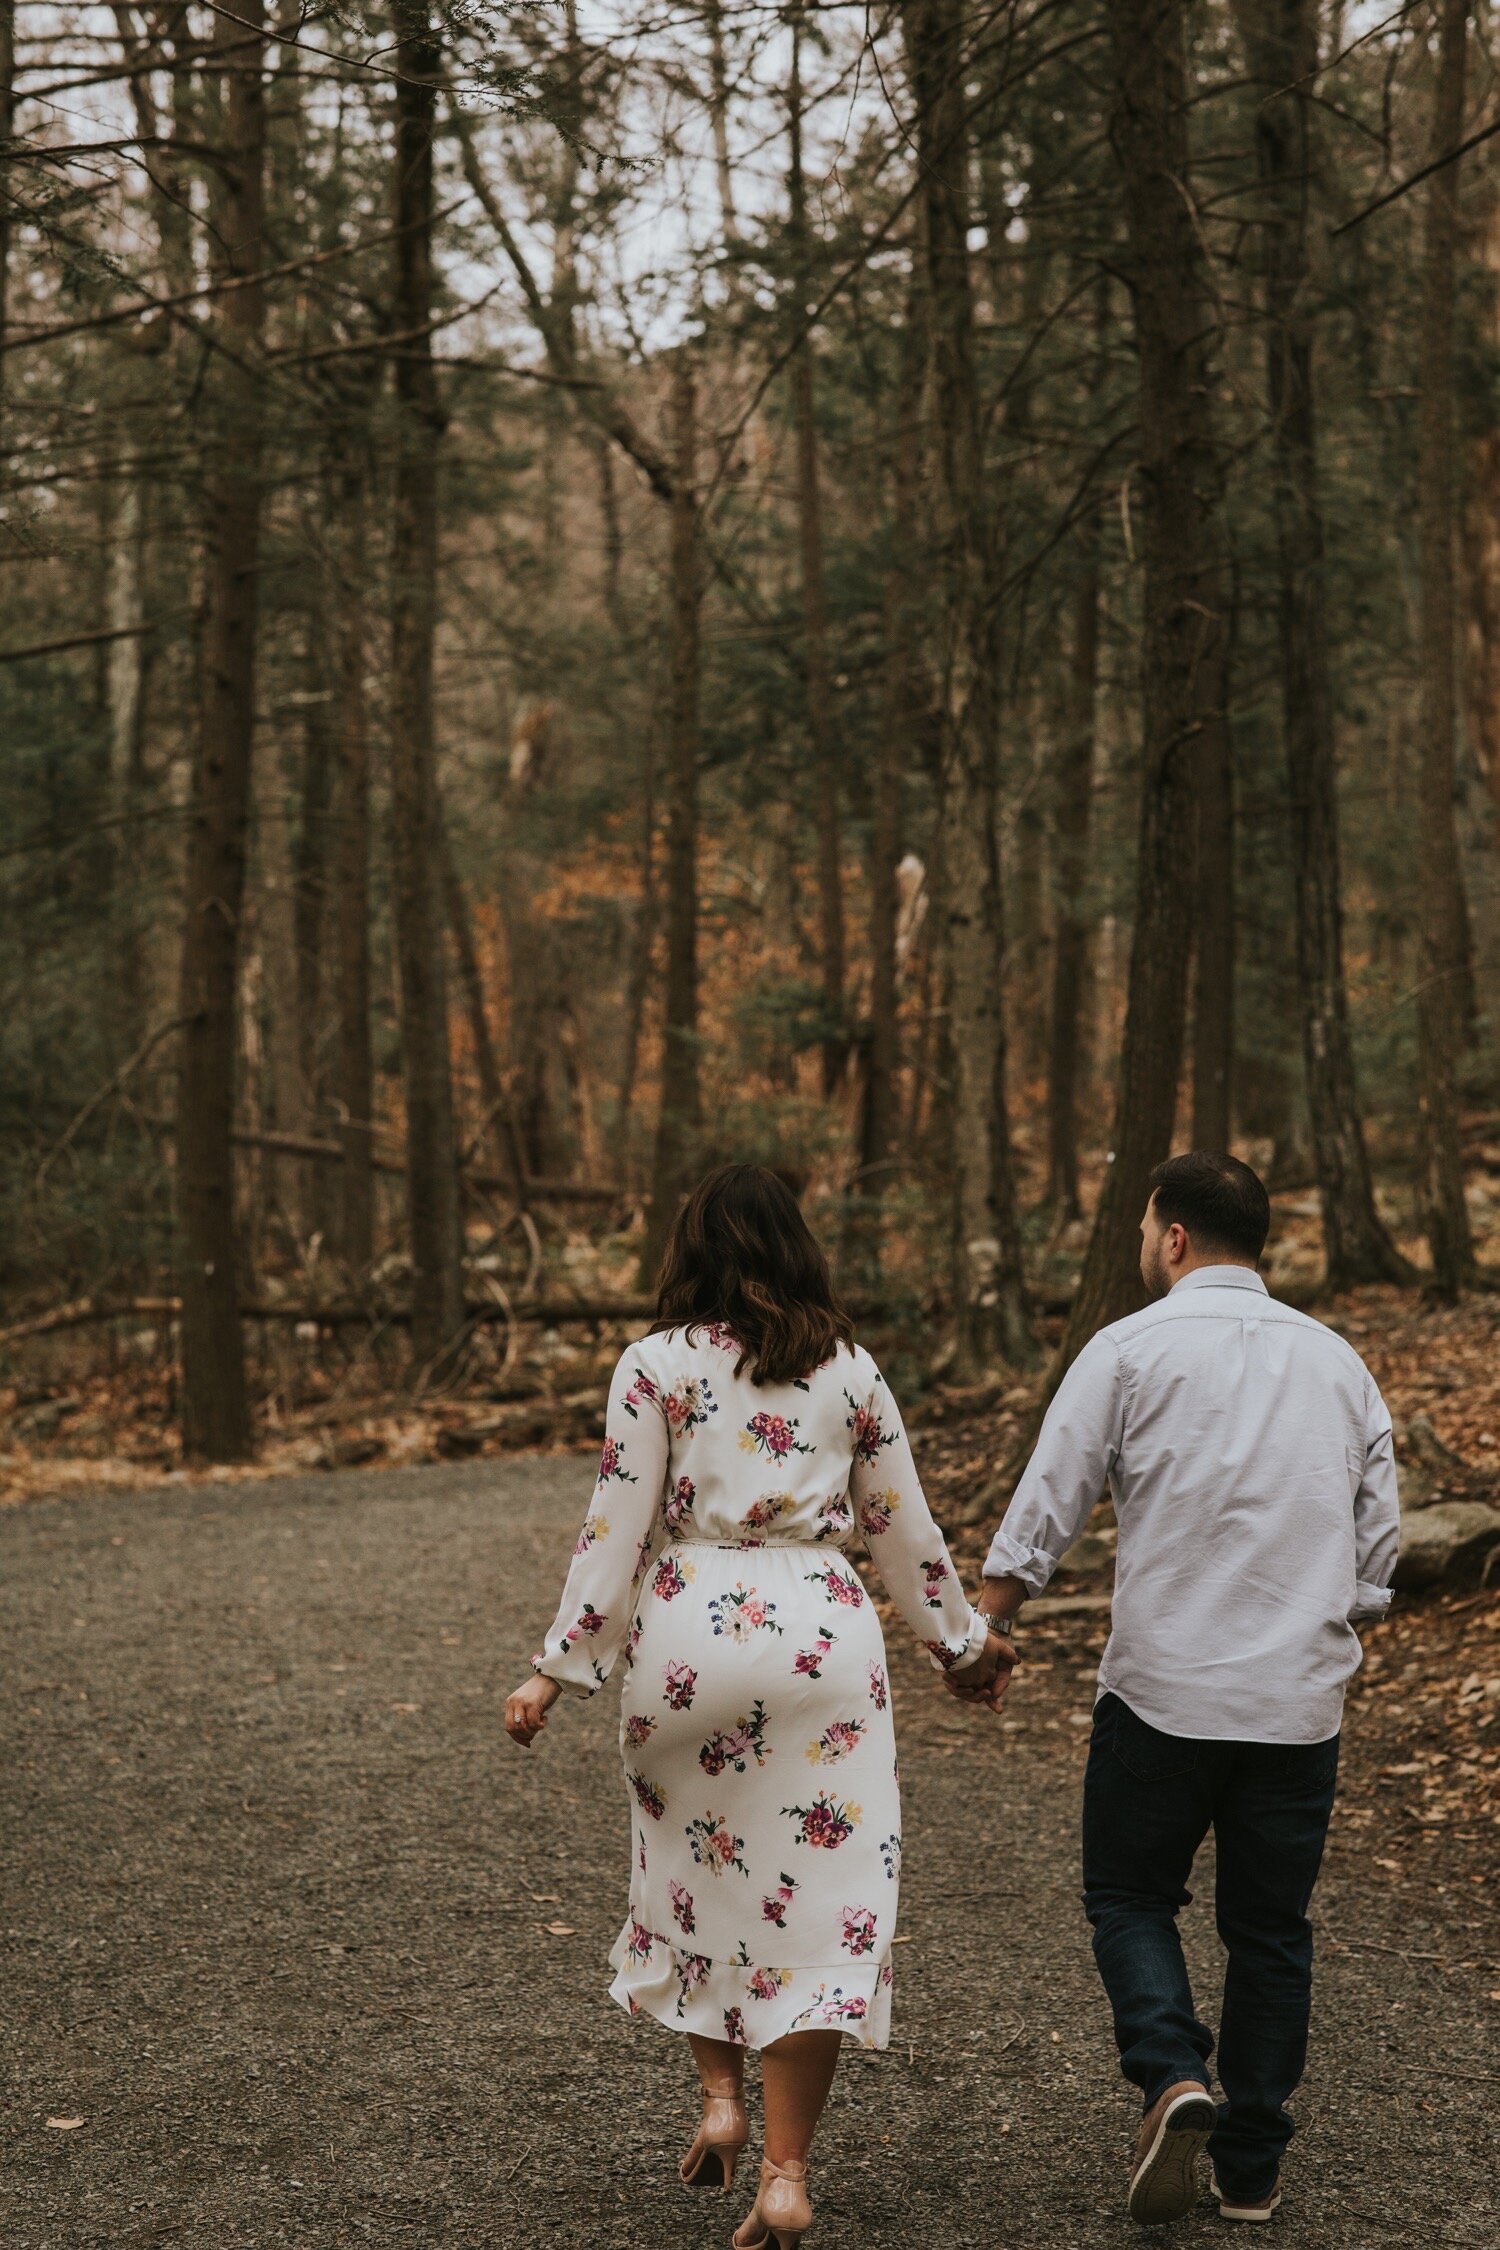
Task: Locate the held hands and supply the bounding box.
[505,1673,562,1746]
[944,1628,1018,1713]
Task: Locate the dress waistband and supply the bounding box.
[669,1536,843,1552]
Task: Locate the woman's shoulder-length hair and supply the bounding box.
[648,1163,854,1388]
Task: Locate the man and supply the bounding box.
[963,1151,1399,2224]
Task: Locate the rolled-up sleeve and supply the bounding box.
[984,1331,1124,1592]
[1350,1377,1399,1620]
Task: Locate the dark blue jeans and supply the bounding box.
[1082,1691,1340,2203]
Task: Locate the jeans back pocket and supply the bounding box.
[1098,1692,1199,1783]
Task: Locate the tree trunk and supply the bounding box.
[1056,0,1232,1372]
[1415,0,1476,1290]
[438,812,529,1205]
[904,0,1034,1373]
[616,729,658,1156]
[638,356,702,1286]
[1048,497,1102,1218]
[705,0,741,250]
[1462,143,1500,813]
[1232,0,1412,1286]
[389,0,463,1363]
[330,451,375,1274]
[788,10,846,1098]
[104,464,149,1049]
[1190,576,1235,1152]
[175,0,267,1462]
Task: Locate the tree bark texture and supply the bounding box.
[330,452,375,1274]
[1232,0,1412,1285]
[175,0,267,1461]
[1461,146,1500,813]
[389,1,464,1362]
[1057,0,1232,1373]
[1190,576,1234,1152]
[1047,498,1102,1217]
[1415,0,1476,1289]
[788,11,847,1098]
[638,355,703,1286]
[905,0,1033,1372]
[438,811,529,1205]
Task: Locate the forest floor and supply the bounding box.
[1,1453,1495,2250]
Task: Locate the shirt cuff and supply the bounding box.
[983,1528,1059,1594]
[1350,1580,1394,1620]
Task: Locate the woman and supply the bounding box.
[505,1165,1005,2247]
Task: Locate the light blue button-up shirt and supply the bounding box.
[985,1265,1399,1744]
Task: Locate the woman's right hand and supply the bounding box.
[505,1673,562,1746]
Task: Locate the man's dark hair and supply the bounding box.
[1145,1150,1271,1263]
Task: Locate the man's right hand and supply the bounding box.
[945,1629,1018,1710]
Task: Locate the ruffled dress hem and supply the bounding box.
[607,1919,893,2051]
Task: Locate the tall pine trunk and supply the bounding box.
[1415,0,1476,1290]
[1190,585,1235,1151]
[1048,495,1102,1218]
[638,356,702,1286]
[905,0,1033,1373]
[389,1,463,1362]
[330,449,375,1274]
[176,0,267,1461]
[1233,0,1412,1286]
[1057,0,1232,1370]
[788,10,846,1097]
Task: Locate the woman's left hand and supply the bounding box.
[505,1673,562,1746]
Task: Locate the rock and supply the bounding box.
[10,1396,80,1441]
[319,1435,386,1471]
[1394,1501,1500,1590]
[1055,1529,1117,1579]
[1396,1458,1435,1512]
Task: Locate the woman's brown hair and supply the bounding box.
[649,1163,855,1386]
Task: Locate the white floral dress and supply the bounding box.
[532,1326,985,2051]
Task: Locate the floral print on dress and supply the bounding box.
[652,1552,694,1603]
[708,1582,782,1640]
[747,1966,791,2001]
[798,1983,869,2028]
[880,1832,902,1879]
[738,1410,812,1461]
[783,1793,862,1850]
[685,1811,750,1878]
[859,1487,899,1537]
[920,1555,950,1608]
[663,1377,719,1438]
[742,1491,794,1535]
[805,1560,865,1609]
[814,1487,855,1540]
[845,1389,895,1467]
[624,1713,657,1749]
[629,1770,667,1822]
[723,2005,748,2045]
[699,1701,771,1777]
[662,1658,698,1710]
[620,1366,660,1420]
[596,1433,637,1486]
[574,1513,609,1556]
[624,1918,654,1965]
[868,1662,888,1710]
[793,1632,838,1679]
[805,1718,865,1766]
[664,1475,696,1533]
[669,1879,696,1935]
[761,1873,799,1929]
[840,1905,879,1957]
[675,1952,711,2016]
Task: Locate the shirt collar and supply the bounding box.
[1169,1264,1268,1296]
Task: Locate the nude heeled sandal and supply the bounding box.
[731,2155,813,2248]
[679,2082,750,2190]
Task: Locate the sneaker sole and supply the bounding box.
[1127,2091,1218,2224]
[1209,2168,1283,2221]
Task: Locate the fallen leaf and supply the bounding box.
[46,2117,84,2131]
[541,1921,575,1936]
[388,1702,420,1714]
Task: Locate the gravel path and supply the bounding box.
[1,1459,1493,2250]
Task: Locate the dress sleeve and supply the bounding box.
[532,1343,670,1697]
[849,1360,987,1672]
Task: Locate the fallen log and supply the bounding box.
[0,1294,661,1349]
[137,1114,625,1204]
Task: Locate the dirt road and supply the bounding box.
[1,1459,1493,2249]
